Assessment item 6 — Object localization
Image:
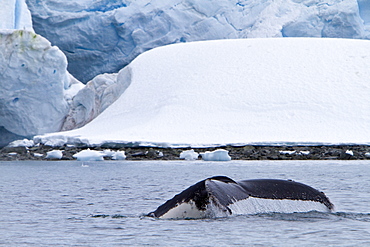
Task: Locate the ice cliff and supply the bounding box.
[0,0,84,147]
[27,0,369,83]
[0,30,79,138]
[0,0,34,31]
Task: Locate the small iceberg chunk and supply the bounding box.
[112,151,126,160]
[200,149,231,161]
[73,149,104,161]
[279,150,296,155]
[46,150,63,159]
[180,149,199,161]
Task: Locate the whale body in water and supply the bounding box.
[147,176,334,219]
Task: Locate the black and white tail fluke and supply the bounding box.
[147,176,334,219]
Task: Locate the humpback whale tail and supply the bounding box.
[147,176,334,219]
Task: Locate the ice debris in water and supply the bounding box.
[179,149,199,161]
[111,151,126,160]
[46,150,63,159]
[103,149,126,160]
[279,150,311,155]
[73,149,126,161]
[279,150,296,155]
[73,149,105,161]
[345,150,354,156]
[200,149,231,161]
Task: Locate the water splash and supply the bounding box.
[228,197,329,215]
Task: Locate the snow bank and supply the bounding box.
[27,0,368,82]
[8,139,34,147]
[35,38,370,147]
[201,149,232,162]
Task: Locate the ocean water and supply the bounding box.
[0,160,369,246]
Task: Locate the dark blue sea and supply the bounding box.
[1,160,369,246]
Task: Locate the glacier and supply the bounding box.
[0,0,34,31]
[35,38,370,147]
[0,30,81,137]
[27,0,369,83]
[2,0,370,148]
[0,0,84,147]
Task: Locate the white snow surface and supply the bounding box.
[0,0,33,31]
[27,0,368,82]
[35,38,370,147]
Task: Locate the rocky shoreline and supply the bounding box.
[1,144,370,161]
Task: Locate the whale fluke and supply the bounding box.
[147,176,334,219]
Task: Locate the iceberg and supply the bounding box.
[72,148,126,161]
[111,151,126,160]
[180,150,199,161]
[200,149,232,162]
[27,0,368,82]
[73,149,105,161]
[45,150,63,159]
[35,38,370,147]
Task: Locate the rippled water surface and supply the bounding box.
[1,160,370,246]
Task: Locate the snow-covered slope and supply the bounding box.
[27,0,368,82]
[35,38,370,147]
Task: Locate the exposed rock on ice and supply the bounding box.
[27,0,369,82]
